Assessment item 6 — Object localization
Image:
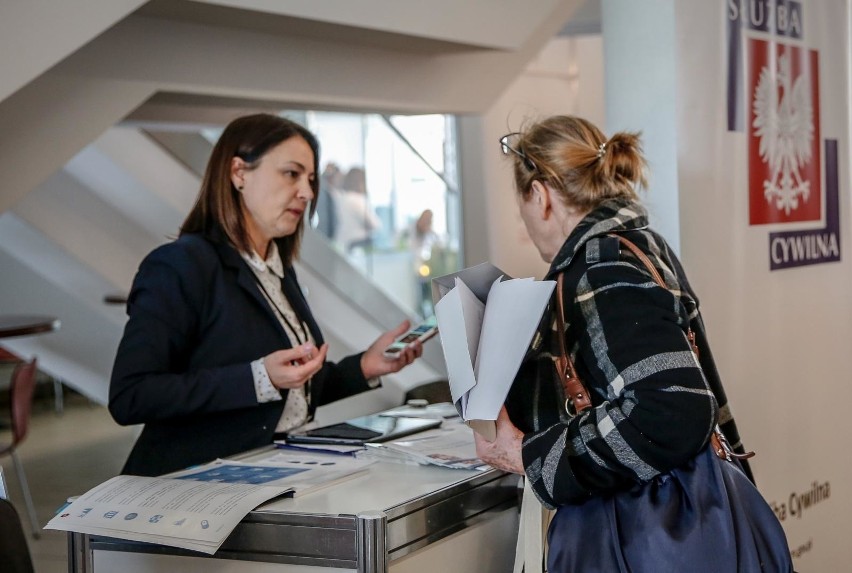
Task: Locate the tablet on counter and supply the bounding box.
[285,414,442,446]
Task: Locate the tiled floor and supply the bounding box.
[0,391,138,573]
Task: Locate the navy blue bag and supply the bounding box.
[546,443,793,572]
[546,237,793,572]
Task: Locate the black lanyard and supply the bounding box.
[250,270,314,409]
[252,272,310,347]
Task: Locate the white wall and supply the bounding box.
[472,35,605,279]
[0,0,146,104]
[0,1,585,215]
[192,0,563,50]
[602,0,680,250]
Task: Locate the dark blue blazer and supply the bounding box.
[109,231,371,476]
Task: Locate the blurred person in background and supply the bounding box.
[313,161,342,239]
[334,166,381,254]
[400,209,442,316]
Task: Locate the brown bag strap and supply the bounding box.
[612,235,699,356]
[612,235,665,287]
[554,234,695,415]
[555,274,592,415]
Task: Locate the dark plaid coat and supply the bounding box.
[506,198,751,508]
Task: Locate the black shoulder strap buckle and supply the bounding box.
[585,235,621,264]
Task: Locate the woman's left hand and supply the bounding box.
[474,407,525,474]
[360,320,424,379]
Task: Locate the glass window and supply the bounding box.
[296,110,462,319]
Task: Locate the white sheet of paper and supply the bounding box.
[171,456,373,499]
[434,280,482,407]
[433,262,555,429]
[465,278,555,420]
[377,419,488,471]
[472,276,506,376]
[431,262,505,306]
[45,475,290,554]
[456,277,486,369]
[45,454,375,554]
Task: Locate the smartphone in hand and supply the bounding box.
[383,316,438,358]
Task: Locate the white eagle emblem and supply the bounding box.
[752,53,814,215]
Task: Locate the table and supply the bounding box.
[68,447,521,573]
[0,314,63,413]
[0,315,60,339]
[102,294,128,305]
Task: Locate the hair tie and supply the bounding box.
[596,141,607,159]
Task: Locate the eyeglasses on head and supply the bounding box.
[499,132,537,172]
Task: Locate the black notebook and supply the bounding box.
[286,414,441,446]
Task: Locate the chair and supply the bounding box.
[0,498,35,573]
[0,358,39,538]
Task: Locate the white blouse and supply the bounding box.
[241,243,315,433]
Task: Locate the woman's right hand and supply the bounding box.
[263,343,328,390]
[474,407,525,474]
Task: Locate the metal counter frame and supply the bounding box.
[68,466,519,573]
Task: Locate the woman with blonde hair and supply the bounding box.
[476,115,791,572]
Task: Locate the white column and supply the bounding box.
[601,0,680,251]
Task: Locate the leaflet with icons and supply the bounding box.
[45,453,373,554]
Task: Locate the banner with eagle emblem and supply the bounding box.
[748,41,820,224]
[727,0,840,270]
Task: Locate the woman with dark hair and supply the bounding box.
[476,115,791,572]
[110,114,422,477]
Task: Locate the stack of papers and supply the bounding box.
[359,419,489,471]
[223,453,375,498]
[45,454,373,554]
[432,264,555,440]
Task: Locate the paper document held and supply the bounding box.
[432,263,555,440]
